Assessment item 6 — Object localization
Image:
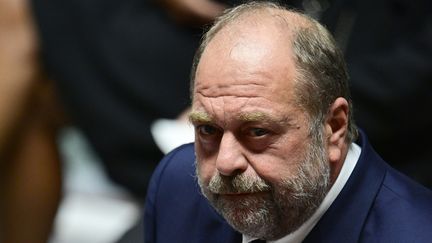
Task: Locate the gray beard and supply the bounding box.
[196,132,331,240]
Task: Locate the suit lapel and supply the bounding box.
[304,131,387,242]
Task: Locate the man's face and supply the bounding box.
[190,20,331,240]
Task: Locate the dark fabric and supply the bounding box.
[144,130,432,242]
[117,216,144,243]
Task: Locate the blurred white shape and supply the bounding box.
[151,119,195,154]
[51,193,139,243]
[50,127,140,243]
[58,127,128,195]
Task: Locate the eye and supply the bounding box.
[242,127,274,152]
[247,127,269,137]
[195,124,222,148]
[197,124,219,136]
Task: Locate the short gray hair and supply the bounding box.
[190,1,358,143]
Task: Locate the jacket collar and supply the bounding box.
[304,130,387,242]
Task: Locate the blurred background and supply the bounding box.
[1,0,431,242]
[49,127,142,243]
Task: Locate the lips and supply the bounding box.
[217,191,268,199]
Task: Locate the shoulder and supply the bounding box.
[379,167,432,220]
[146,143,197,207]
[362,166,432,242]
[144,144,198,240]
[151,143,196,181]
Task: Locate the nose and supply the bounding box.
[215,132,248,176]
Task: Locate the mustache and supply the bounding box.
[207,173,271,194]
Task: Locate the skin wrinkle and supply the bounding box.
[229,42,241,60]
[196,93,262,99]
[193,87,286,128]
[210,98,217,127]
[195,83,267,98]
[222,96,227,127]
[196,45,297,105]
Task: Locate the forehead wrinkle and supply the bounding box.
[195,82,267,98]
[222,96,227,127]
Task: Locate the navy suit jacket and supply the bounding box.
[144,131,432,242]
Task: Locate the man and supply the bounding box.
[144,1,432,242]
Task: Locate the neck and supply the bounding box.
[329,142,349,184]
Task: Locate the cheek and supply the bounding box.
[196,151,217,184]
[249,143,307,181]
[250,155,297,183]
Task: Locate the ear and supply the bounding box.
[324,97,349,164]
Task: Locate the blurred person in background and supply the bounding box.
[30,0,232,200]
[1,0,228,241]
[3,0,230,242]
[0,0,64,242]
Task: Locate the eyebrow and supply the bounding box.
[189,111,213,124]
[239,111,275,122]
[189,110,287,126]
[240,111,291,127]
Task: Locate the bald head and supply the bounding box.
[190,1,357,143]
[191,2,312,86]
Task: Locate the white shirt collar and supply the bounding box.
[243,143,361,243]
